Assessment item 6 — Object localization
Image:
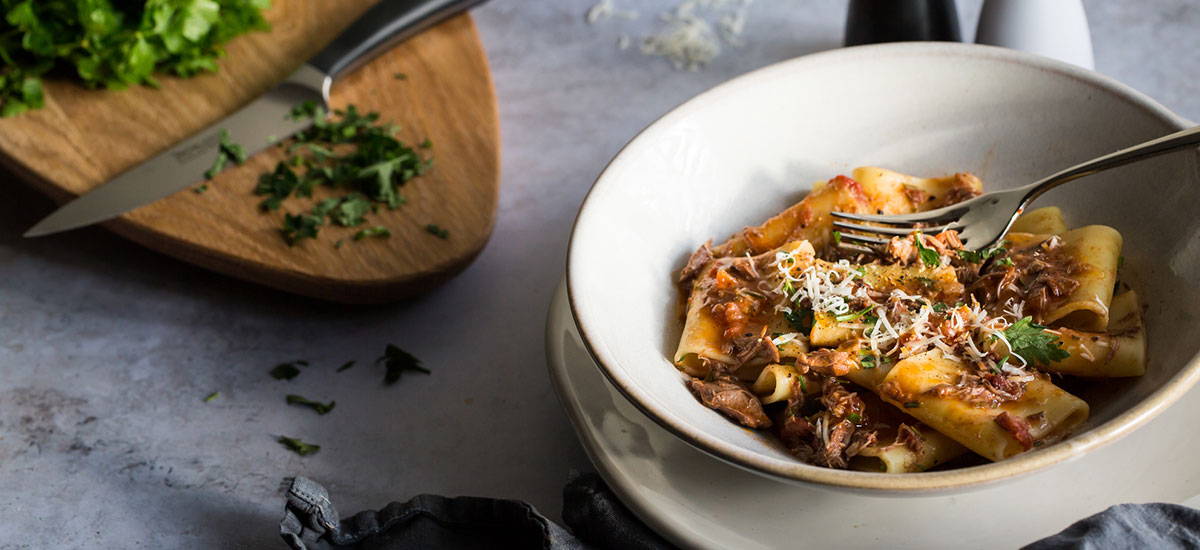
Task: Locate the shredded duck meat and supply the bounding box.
[970,235,1082,323]
[927,370,1026,408]
[678,241,713,284]
[795,349,856,377]
[895,423,924,454]
[995,411,1035,450]
[732,329,781,368]
[687,376,771,429]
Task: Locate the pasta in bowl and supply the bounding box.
[567,43,1200,491]
[674,167,1143,473]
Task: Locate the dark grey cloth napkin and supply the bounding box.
[280,475,1200,549]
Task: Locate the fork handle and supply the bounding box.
[1021,124,1200,202]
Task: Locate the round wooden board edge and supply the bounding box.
[5,14,500,305]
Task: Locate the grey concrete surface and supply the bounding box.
[0,1,1196,547]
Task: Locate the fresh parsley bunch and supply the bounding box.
[0,0,270,116]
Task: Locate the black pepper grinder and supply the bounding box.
[844,0,961,46]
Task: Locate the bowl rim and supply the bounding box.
[566,41,1199,492]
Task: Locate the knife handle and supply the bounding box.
[308,0,488,81]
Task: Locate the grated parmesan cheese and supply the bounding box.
[586,0,640,24]
[588,0,755,71]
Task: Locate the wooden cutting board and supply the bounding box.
[0,2,498,304]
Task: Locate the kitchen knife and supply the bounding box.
[24,0,486,238]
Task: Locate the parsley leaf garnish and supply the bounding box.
[913,233,941,267]
[376,344,430,385]
[203,391,220,403]
[277,436,320,456]
[285,394,336,415]
[1004,317,1070,366]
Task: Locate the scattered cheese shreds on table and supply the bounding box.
[588,0,755,71]
[586,0,640,23]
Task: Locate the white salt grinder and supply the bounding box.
[975,0,1095,70]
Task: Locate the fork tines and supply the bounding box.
[830,207,966,247]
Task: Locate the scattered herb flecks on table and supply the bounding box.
[261,347,426,457]
[0,0,271,116]
[277,436,320,456]
[252,102,437,246]
[377,343,430,385]
[285,394,335,415]
[269,360,308,380]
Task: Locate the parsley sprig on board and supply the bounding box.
[0,0,270,116]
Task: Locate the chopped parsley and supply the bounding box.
[784,308,814,333]
[1004,317,1070,366]
[377,344,430,385]
[0,0,270,117]
[285,394,336,415]
[957,243,1007,264]
[281,212,324,246]
[847,413,861,423]
[996,257,1015,267]
[393,72,407,80]
[932,302,950,313]
[859,351,877,369]
[832,230,842,245]
[252,103,433,245]
[277,436,320,456]
[425,224,449,239]
[203,391,220,403]
[204,129,248,179]
[913,233,940,267]
[836,306,875,323]
[353,226,391,241]
[193,184,209,194]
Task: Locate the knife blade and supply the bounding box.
[25,0,486,238]
[23,67,326,237]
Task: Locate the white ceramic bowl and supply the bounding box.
[567,43,1200,492]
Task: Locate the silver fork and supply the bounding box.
[831,125,1200,251]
